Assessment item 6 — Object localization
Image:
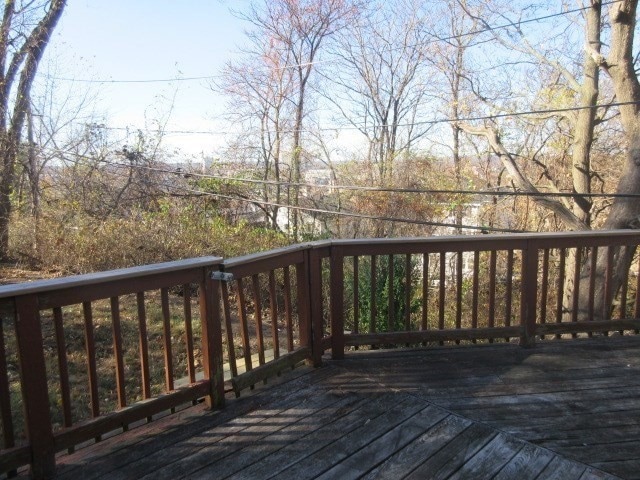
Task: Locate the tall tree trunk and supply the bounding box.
[0,0,66,260]
[563,0,601,321]
[575,0,640,320]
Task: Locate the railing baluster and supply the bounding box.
[635,253,640,331]
[421,253,429,333]
[540,248,550,332]
[588,247,598,333]
[53,307,73,431]
[555,248,566,339]
[160,288,175,391]
[456,252,463,335]
[220,282,238,378]
[268,270,280,360]
[0,304,15,452]
[472,251,479,338]
[619,253,630,321]
[505,250,514,341]
[353,256,359,338]
[488,251,497,340]
[250,274,266,366]
[330,247,345,359]
[438,253,445,335]
[283,266,294,352]
[370,255,377,334]
[405,254,411,333]
[388,254,394,332]
[82,301,100,422]
[235,278,252,373]
[182,285,196,384]
[136,292,152,401]
[571,248,582,337]
[604,246,615,321]
[110,297,127,409]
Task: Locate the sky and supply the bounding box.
[43,0,252,156]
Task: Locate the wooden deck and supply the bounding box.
[33,336,640,479]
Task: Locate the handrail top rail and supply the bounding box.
[220,241,331,269]
[329,230,640,247]
[0,256,222,299]
[1,229,640,300]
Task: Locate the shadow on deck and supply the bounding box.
[43,336,639,479]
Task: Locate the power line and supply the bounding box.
[44,74,221,84]
[83,100,640,138]
[46,1,620,85]
[147,175,524,234]
[52,151,524,233]
[74,153,640,200]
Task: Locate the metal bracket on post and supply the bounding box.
[211,271,234,282]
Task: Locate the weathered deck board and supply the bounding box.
[336,336,638,479]
[14,337,639,480]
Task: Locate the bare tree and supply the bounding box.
[242,0,360,240]
[455,0,640,319]
[0,0,66,259]
[575,0,640,319]
[218,38,296,230]
[327,0,433,187]
[427,0,482,232]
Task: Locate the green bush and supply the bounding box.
[345,255,421,334]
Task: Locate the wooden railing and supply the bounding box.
[1,231,640,478]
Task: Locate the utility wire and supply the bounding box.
[141,174,525,234]
[83,100,639,137]
[46,1,620,85]
[66,152,640,200]
[55,152,524,233]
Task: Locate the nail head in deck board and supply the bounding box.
[134,388,363,480]
[315,404,449,480]
[361,414,472,480]
[492,442,555,480]
[99,371,349,479]
[53,364,328,480]
[403,423,498,480]
[536,456,589,480]
[186,392,365,480]
[225,393,405,480]
[272,393,428,480]
[592,459,640,480]
[446,433,524,479]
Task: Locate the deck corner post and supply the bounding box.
[200,265,225,409]
[520,242,539,348]
[330,247,345,360]
[14,295,56,479]
[308,248,325,367]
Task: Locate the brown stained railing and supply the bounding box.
[0,257,225,478]
[2,231,640,479]
[219,243,318,393]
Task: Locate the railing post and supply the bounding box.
[14,295,55,479]
[200,266,225,409]
[520,242,538,348]
[295,250,313,365]
[330,246,345,360]
[308,248,325,367]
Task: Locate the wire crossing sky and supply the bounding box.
[40,0,620,157]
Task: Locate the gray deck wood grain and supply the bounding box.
[40,337,639,479]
